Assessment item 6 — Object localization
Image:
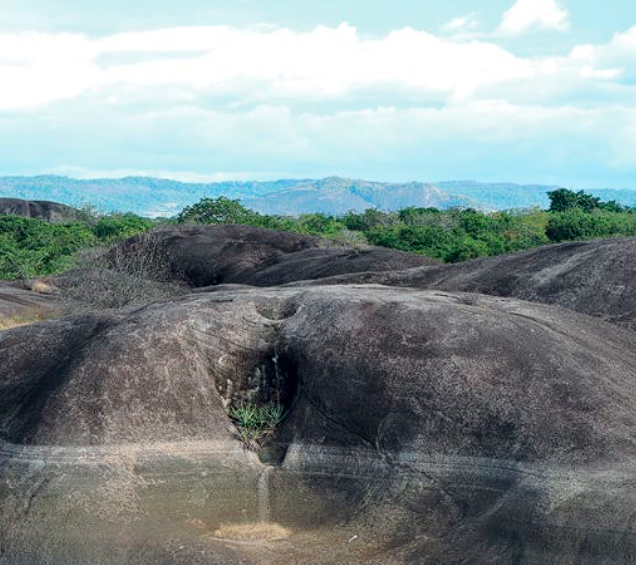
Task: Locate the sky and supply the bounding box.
[0,0,635,187]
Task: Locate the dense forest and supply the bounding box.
[1,188,636,280]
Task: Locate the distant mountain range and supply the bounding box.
[0,175,634,217]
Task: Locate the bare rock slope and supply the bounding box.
[0,282,57,328]
[2,286,636,564]
[122,224,438,287]
[0,197,78,222]
[304,237,636,330]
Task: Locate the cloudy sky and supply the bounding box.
[1,0,635,187]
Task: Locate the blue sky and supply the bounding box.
[1,0,635,187]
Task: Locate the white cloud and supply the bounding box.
[3,94,636,186]
[497,0,570,35]
[1,21,636,184]
[0,32,99,109]
[0,22,628,112]
[441,14,480,35]
[570,26,636,80]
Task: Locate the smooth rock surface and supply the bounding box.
[120,224,438,287]
[0,282,57,321]
[0,197,78,222]
[1,285,636,563]
[300,237,636,330]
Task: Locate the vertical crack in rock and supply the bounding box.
[257,466,274,522]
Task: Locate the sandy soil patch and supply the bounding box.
[211,522,291,542]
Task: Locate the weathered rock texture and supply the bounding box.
[0,197,78,222]
[4,285,636,457]
[1,286,636,563]
[120,224,438,287]
[0,282,57,326]
[301,237,636,330]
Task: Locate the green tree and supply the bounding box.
[343,209,395,231]
[397,207,440,225]
[176,197,261,225]
[547,188,581,212]
[93,213,154,243]
[547,188,603,213]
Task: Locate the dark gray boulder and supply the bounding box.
[301,237,636,330]
[119,224,438,287]
[1,286,636,563]
[4,285,636,459]
[0,197,78,222]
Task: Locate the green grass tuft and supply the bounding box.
[227,402,285,446]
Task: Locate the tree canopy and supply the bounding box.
[1,188,635,281]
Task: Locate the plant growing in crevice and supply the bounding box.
[227,402,285,448]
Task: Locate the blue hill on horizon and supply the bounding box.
[0,175,634,217]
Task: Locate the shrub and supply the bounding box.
[60,233,184,312]
[0,216,95,280]
[92,213,154,243]
[319,229,368,247]
[344,208,396,230]
[546,209,636,242]
[444,237,491,263]
[227,402,285,447]
[295,213,343,235]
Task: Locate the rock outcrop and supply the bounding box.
[302,236,636,330]
[0,197,78,222]
[4,285,636,457]
[0,282,57,329]
[5,222,636,564]
[2,285,636,563]
[118,224,438,287]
